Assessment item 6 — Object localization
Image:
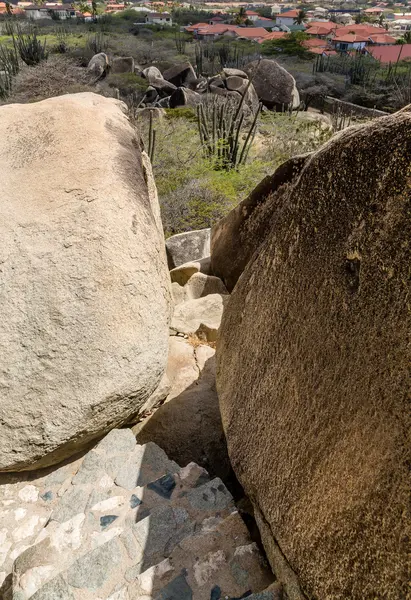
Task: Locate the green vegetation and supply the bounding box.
[136,108,333,236]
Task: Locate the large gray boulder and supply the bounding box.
[162,62,197,87]
[217,109,411,599]
[0,93,172,471]
[244,59,300,110]
[166,228,211,269]
[142,65,163,83]
[169,87,201,109]
[111,56,134,74]
[87,52,109,78]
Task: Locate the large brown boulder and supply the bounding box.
[244,59,299,110]
[216,110,411,599]
[0,93,172,471]
[211,154,310,292]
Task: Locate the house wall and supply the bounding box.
[276,16,294,26]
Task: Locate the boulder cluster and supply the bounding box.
[0,91,409,600]
[88,54,300,112]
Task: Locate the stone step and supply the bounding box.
[3,429,275,600]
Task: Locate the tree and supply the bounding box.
[235,6,247,25]
[294,9,307,25]
[261,31,311,58]
[397,30,411,43]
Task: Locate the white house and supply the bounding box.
[24,3,76,19]
[245,10,259,22]
[145,12,173,26]
[271,4,281,16]
[276,9,300,26]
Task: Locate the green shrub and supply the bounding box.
[106,72,148,96]
[165,107,197,122]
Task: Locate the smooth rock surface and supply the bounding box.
[87,53,109,78]
[0,93,172,471]
[171,273,228,305]
[162,62,196,87]
[170,257,212,286]
[244,59,299,110]
[136,340,231,482]
[169,87,201,109]
[166,229,211,269]
[171,294,227,341]
[111,57,134,74]
[217,109,411,599]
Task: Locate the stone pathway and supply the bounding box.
[1,429,277,600]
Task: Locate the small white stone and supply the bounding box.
[91,496,125,512]
[0,528,12,568]
[91,527,123,549]
[19,565,56,598]
[49,513,85,552]
[98,474,114,489]
[12,515,46,543]
[193,550,226,586]
[2,500,14,507]
[18,485,39,503]
[14,508,27,522]
[138,558,174,593]
[234,543,257,557]
[108,588,130,600]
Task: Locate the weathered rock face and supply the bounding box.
[211,155,310,292]
[142,65,162,83]
[135,337,232,482]
[162,62,197,87]
[166,228,211,269]
[0,93,172,471]
[87,52,109,78]
[111,56,134,74]
[217,110,411,599]
[0,429,274,600]
[169,87,201,109]
[244,59,299,110]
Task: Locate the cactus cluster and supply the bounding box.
[196,83,261,171]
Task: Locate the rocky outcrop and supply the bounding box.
[244,59,300,110]
[171,294,228,342]
[111,56,134,74]
[169,87,202,108]
[0,93,172,472]
[166,228,211,269]
[1,429,274,600]
[87,52,109,78]
[216,109,411,599]
[162,62,197,87]
[142,65,162,83]
[211,154,310,292]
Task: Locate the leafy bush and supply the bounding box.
[161,179,233,236]
[106,72,148,96]
[261,32,311,59]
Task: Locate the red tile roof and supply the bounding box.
[233,26,270,39]
[332,34,369,43]
[334,25,386,36]
[278,9,300,17]
[368,33,396,44]
[306,25,339,36]
[367,43,411,62]
[303,37,328,48]
[258,31,287,43]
